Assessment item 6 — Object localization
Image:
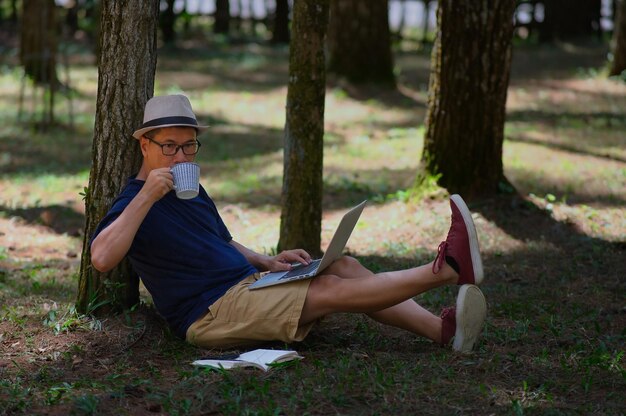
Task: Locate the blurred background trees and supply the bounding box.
[18,0,58,125]
[610,0,626,75]
[6,1,619,80]
[327,0,395,86]
[19,0,58,85]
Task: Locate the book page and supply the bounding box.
[238,349,302,368]
[192,349,302,371]
[191,359,265,371]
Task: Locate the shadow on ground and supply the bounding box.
[470,193,626,283]
[0,204,85,236]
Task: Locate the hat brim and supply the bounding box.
[132,124,209,140]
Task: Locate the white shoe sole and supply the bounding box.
[450,194,484,285]
[452,284,487,353]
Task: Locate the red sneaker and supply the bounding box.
[440,307,456,346]
[440,284,487,353]
[433,194,484,285]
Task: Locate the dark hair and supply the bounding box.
[143,126,198,140]
[143,128,162,139]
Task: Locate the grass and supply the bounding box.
[1,37,625,415]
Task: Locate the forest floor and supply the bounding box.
[0,37,625,415]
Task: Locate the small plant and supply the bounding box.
[79,186,89,201]
[411,171,446,201]
[45,382,73,406]
[0,378,32,414]
[73,393,99,415]
[1,305,27,327]
[42,304,100,335]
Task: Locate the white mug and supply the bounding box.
[171,162,200,199]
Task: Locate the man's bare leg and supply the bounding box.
[317,256,451,341]
[299,256,459,342]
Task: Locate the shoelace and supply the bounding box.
[432,240,448,274]
[440,306,455,320]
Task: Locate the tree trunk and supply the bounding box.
[214,0,230,34]
[610,0,626,76]
[421,0,516,199]
[160,0,178,44]
[421,0,434,44]
[271,0,290,43]
[19,0,58,86]
[278,0,329,257]
[77,0,159,315]
[10,0,18,23]
[65,1,79,37]
[327,0,394,86]
[539,0,602,42]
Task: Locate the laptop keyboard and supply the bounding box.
[279,259,321,280]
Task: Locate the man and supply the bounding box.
[91,94,487,353]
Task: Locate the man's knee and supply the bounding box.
[308,273,341,293]
[305,274,343,309]
[336,255,361,268]
[328,255,363,275]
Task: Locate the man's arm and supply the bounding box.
[91,168,173,272]
[229,240,312,273]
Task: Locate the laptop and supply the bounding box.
[249,200,367,290]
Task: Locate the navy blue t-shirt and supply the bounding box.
[91,178,258,338]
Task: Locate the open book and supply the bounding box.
[192,349,303,372]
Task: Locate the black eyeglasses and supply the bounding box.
[144,136,202,156]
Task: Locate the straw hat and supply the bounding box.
[132,94,209,140]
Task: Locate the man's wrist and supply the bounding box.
[249,252,271,272]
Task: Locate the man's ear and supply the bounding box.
[139,137,149,156]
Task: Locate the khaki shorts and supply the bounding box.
[186,273,314,349]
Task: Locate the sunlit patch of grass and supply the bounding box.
[504,140,625,203]
[200,153,284,204]
[1,172,89,205]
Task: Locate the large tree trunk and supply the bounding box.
[421,0,516,199]
[77,0,159,315]
[278,0,329,257]
[327,0,394,85]
[610,0,626,76]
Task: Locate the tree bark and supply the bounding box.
[421,0,516,199]
[77,0,159,315]
[610,0,626,76]
[327,0,394,86]
[278,0,329,257]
